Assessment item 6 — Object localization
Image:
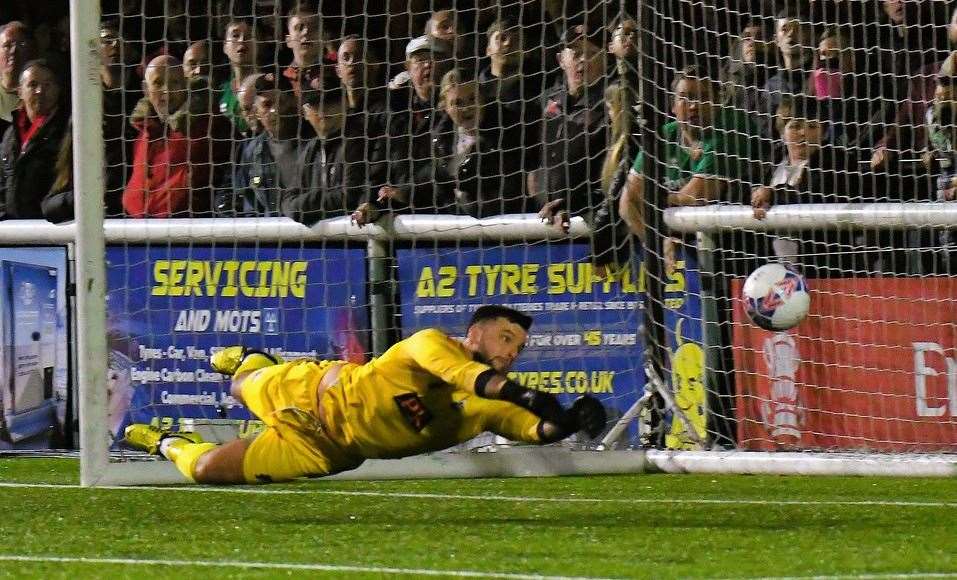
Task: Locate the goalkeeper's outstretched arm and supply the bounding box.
[401,329,605,442]
[474,369,607,441]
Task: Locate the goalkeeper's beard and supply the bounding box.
[472,350,509,373]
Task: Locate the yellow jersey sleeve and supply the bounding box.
[479,400,542,443]
[401,328,493,394]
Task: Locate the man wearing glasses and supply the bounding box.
[0,22,35,136]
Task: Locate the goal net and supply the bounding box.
[649,0,957,457]
[51,0,957,484]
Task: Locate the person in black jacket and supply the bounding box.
[536,26,609,231]
[281,85,386,225]
[432,70,528,217]
[477,18,548,152]
[217,74,309,217]
[0,59,69,220]
[354,70,530,225]
[751,96,865,277]
[376,36,443,214]
[42,20,138,223]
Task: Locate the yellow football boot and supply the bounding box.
[210,346,283,377]
[124,424,204,455]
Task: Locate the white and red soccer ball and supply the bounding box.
[742,264,810,331]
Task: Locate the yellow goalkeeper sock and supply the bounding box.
[161,439,218,483]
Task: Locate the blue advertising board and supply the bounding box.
[105,245,368,437]
[0,247,68,449]
[397,243,701,444]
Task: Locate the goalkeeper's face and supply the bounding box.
[468,318,528,373]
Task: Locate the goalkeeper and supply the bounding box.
[125,305,606,484]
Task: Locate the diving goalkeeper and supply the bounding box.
[125,305,606,484]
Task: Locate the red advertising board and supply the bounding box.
[732,278,957,452]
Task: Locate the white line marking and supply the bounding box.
[0,482,955,508]
[749,574,957,579]
[0,554,610,579]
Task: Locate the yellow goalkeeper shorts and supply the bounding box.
[239,359,362,483]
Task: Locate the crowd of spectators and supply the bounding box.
[3,1,957,274]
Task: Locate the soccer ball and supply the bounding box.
[742,264,810,331]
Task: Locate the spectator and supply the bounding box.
[807,26,875,151]
[0,22,36,136]
[336,35,387,115]
[378,36,441,214]
[722,18,777,140]
[336,34,389,202]
[870,4,956,172]
[218,18,259,135]
[281,84,384,224]
[283,4,325,97]
[41,20,138,223]
[926,53,957,176]
[608,16,639,99]
[217,74,306,217]
[620,66,760,238]
[763,6,814,144]
[122,55,231,218]
[182,40,211,82]
[536,26,609,232]
[98,19,142,117]
[0,59,70,220]
[751,95,863,276]
[236,72,266,138]
[592,83,639,271]
[425,9,477,77]
[478,18,547,125]
[433,70,527,217]
[927,54,957,271]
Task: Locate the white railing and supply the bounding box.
[0,215,590,244]
[665,203,957,233]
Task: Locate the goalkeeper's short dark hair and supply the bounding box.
[468,305,533,332]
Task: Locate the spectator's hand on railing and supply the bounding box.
[751,186,773,220]
[870,147,895,172]
[538,199,570,233]
[941,177,957,201]
[351,202,380,227]
[922,150,940,172]
[377,186,408,205]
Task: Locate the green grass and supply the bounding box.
[1,458,956,579]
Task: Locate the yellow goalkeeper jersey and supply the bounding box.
[321,328,541,460]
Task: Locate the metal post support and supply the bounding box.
[367,238,392,357]
[696,231,723,443]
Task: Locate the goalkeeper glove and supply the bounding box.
[499,380,565,424]
[210,346,283,377]
[566,396,607,439]
[538,396,608,443]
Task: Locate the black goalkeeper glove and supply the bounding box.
[566,396,607,439]
[499,380,565,424]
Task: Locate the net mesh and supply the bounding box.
[643,0,957,452]
[76,0,650,459]
[5,0,952,459]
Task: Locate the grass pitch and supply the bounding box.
[0,458,956,579]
